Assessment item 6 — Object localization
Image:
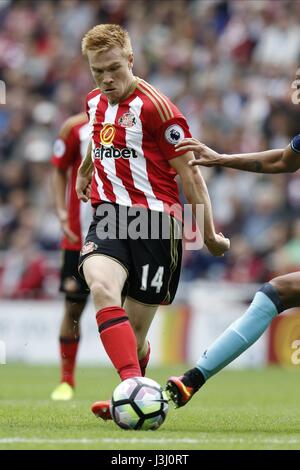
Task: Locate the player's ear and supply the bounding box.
[128,53,134,70]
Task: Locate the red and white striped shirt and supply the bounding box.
[51,113,93,251]
[86,78,191,219]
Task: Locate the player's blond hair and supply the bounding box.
[82,24,133,57]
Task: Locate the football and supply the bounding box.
[110,377,169,430]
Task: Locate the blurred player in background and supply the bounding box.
[166,134,300,407]
[76,24,230,420]
[51,113,92,401]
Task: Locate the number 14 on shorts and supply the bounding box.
[140,265,164,293]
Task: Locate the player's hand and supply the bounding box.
[206,232,230,257]
[61,220,79,244]
[175,138,222,167]
[76,171,91,203]
[58,210,79,243]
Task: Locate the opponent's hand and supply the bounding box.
[206,232,230,257]
[76,171,91,203]
[175,138,222,167]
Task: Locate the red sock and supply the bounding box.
[59,337,80,388]
[96,306,141,380]
[139,341,151,377]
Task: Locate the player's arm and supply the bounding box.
[52,167,79,243]
[175,135,300,174]
[51,120,81,243]
[169,152,230,256]
[76,140,93,202]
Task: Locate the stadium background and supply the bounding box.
[1,0,300,368]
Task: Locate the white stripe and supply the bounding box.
[79,123,94,239]
[94,154,110,203]
[87,93,109,203]
[126,96,164,212]
[87,93,101,138]
[102,103,132,205]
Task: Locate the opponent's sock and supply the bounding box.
[196,283,282,380]
[96,306,141,380]
[139,342,151,377]
[60,337,80,388]
[181,367,206,391]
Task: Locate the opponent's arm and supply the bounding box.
[169,151,230,256]
[175,135,300,174]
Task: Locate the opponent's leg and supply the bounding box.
[167,278,293,407]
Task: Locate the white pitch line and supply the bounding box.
[0,438,197,444]
[103,437,300,445]
[0,437,300,445]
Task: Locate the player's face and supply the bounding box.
[87,47,134,104]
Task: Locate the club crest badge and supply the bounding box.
[80,241,98,256]
[118,112,136,128]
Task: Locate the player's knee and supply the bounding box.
[270,276,300,306]
[271,276,291,297]
[89,279,119,305]
[63,277,79,295]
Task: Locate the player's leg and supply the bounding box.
[51,300,86,401]
[91,299,157,421]
[51,250,89,401]
[91,208,182,420]
[167,273,299,407]
[125,211,182,375]
[82,206,144,420]
[124,297,157,376]
[85,254,141,422]
[84,255,143,421]
[82,255,142,380]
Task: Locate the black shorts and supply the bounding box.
[78,203,182,305]
[60,250,89,301]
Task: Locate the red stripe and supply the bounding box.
[86,88,101,102]
[137,81,168,122]
[137,99,181,212]
[114,104,148,207]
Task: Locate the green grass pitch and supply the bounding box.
[0,364,299,450]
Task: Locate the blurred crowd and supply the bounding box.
[0,0,300,298]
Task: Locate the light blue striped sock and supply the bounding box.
[196,292,278,380]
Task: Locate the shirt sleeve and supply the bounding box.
[154,115,192,160]
[291,134,300,153]
[51,124,77,170]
